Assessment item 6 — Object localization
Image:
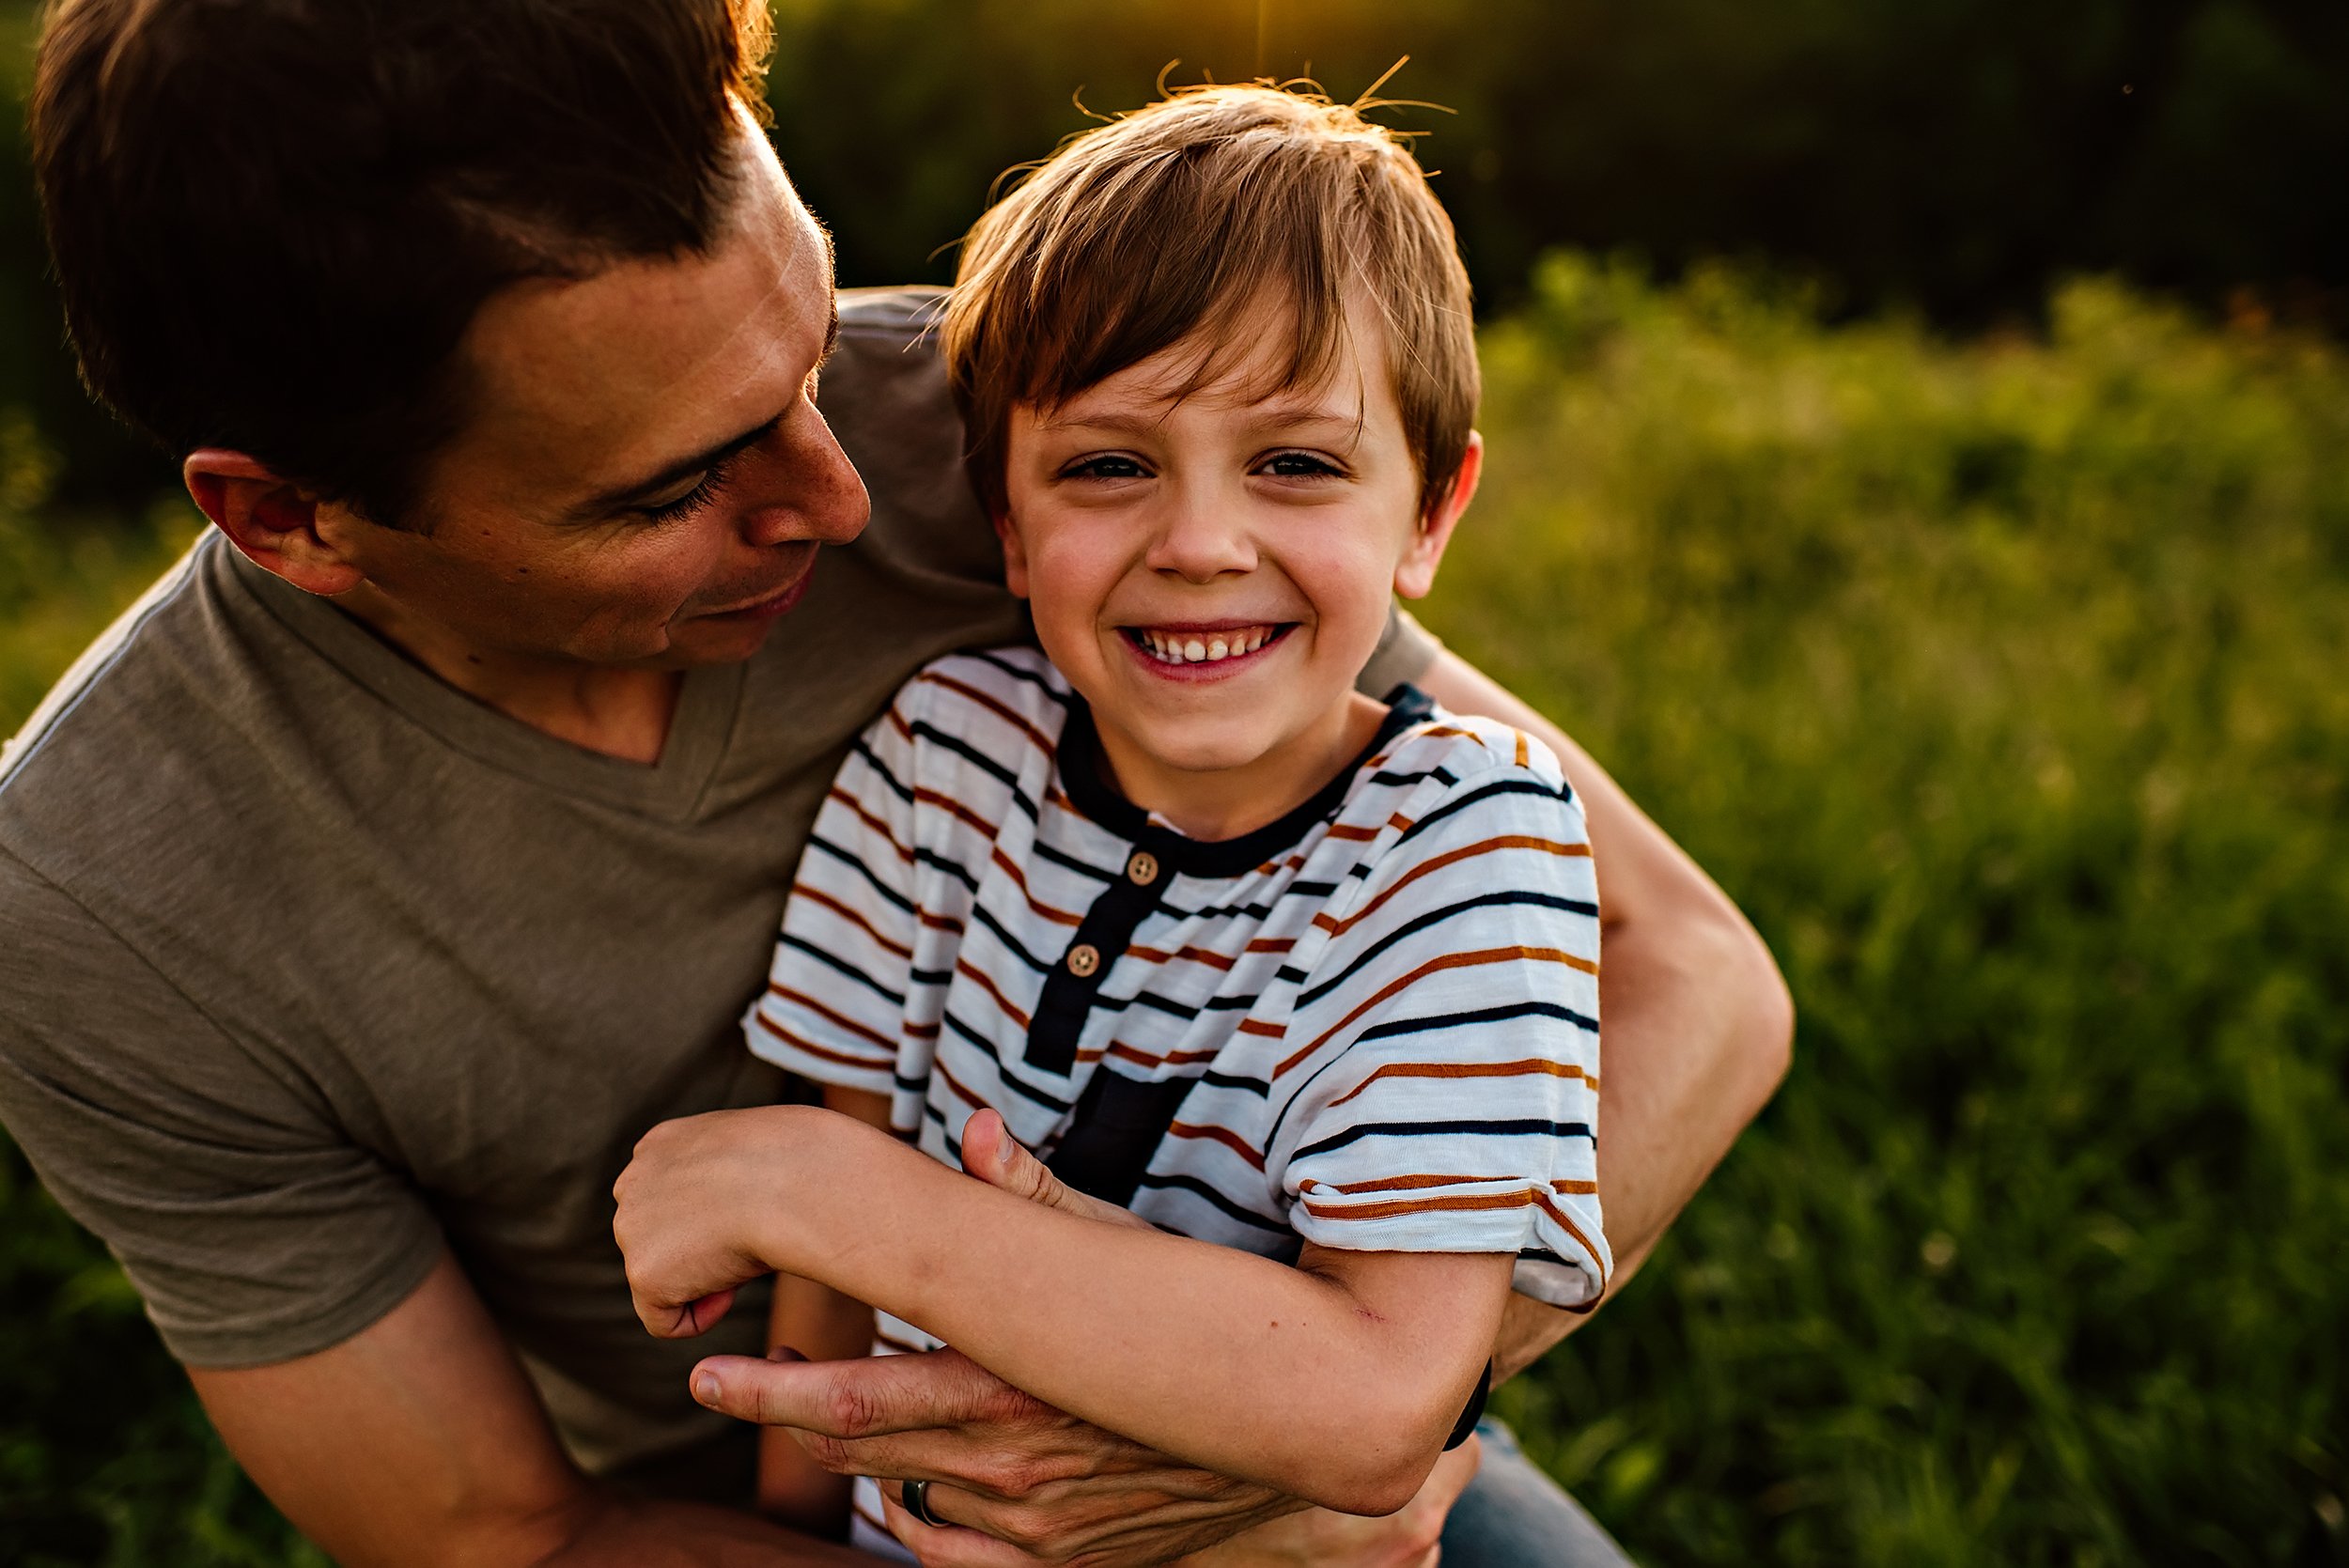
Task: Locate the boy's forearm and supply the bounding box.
[747,1116,1502,1516]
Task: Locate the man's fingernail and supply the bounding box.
[692,1372,722,1405]
[995,1137,1016,1172]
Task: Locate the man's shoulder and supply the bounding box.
[0,536,288,905]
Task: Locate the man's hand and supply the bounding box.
[692,1111,1471,1566]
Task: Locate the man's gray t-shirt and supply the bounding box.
[0,288,1436,1483]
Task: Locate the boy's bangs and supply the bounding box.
[1004,166,1361,421]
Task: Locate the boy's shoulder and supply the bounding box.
[1317,696,1591,884]
[872,647,1077,801]
[1376,699,1577,801]
[889,645,1073,733]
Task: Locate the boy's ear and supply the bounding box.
[991,505,1034,599]
[1393,430,1484,600]
[183,449,368,598]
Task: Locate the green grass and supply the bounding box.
[2,262,2341,1564]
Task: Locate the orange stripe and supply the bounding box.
[914,785,994,838]
[1106,1040,1221,1070]
[1166,1121,1268,1170]
[1246,937,1295,955]
[1125,942,1237,970]
[750,1013,894,1072]
[930,1052,988,1111]
[1327,1057,1599,1109]
[1533,1188,1611,1290]
[954,956,1032,1030]
[764,985,894,1052]
[1274,947,1598,1079]
[1326,823,1380,841]
[1302,1188,1540,1221]
[1237,1018,1286,1038]
[1315,835,1594,939]
[917,670,1054,756]
[795,885,912,960]
[827,786,912,863]
[1308,1172,1516,1195]
[990,846,1083,926]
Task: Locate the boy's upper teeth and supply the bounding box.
[1140,625,1275,663]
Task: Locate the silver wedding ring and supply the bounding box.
[902,1477,945,1529]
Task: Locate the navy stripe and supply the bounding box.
[848,735,915,804]
[1299,891,1600,1007]
[940,1010,1075,1112]
[1350,1000,1600,1047]
[1135,1171,1290,1235]
[774,933,904,1007]
[1294,1119,1595,1162]
[1395,777,1574,849]
[961,648,1072,707]
[803,834,917,917]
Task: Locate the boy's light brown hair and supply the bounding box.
[941,83,1479,520]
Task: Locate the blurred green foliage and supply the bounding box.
[7,0,2349,516]
[3,259,2341,1562]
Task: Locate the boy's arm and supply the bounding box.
[757,1089,891,1531]
[617,1107,1510,1517]
[1412,647,1795,1376]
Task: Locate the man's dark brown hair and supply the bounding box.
[32,0,775,527]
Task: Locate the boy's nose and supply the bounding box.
[1144,491,1256,583]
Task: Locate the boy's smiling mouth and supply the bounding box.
[1120,622,1294,667]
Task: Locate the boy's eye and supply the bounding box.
[1062,454,1152,481]
[1259,450,1343,478]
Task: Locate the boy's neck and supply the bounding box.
[1089,690,1392,843]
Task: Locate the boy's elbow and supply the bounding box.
[1286,1389,1464,1516]
[1299,1457,1434,1520]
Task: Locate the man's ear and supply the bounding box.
[1393,430,1485,600]
[991,505,1033,599]
[183,449,368,598]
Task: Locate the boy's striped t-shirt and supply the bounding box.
[748,643,1610,1311]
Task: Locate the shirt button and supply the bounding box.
[1066,943,1101,978]
[1126,851,1159,886]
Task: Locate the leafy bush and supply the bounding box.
[2,262,2341,1562]
[1454,257,2347,1564]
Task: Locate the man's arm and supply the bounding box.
[1411,647,1795,1378]
[190,1250,867,1568]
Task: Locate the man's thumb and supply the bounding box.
[960,1109,1151,1230]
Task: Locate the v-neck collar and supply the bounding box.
[1053,683,1434,879]
[225,541,742,820]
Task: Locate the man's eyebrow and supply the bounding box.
[572,412,784,520]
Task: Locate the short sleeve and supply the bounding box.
[744,691,925,1099]
[1273,744,1610,1310]
[0,852,444,1367]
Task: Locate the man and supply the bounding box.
[0,2,1791,1563]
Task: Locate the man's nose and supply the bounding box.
[1144,485,1255,583]
[738,405,871,550]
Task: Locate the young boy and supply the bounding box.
[613,84,1608,1554]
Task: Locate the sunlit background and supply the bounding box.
[2,2,2342,1563]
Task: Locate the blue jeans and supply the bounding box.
[1439,1419,1634,1567]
